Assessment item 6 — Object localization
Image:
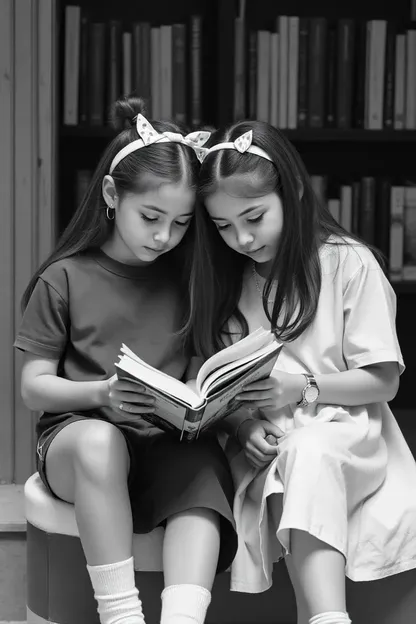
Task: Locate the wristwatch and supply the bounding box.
[297,373,320,407]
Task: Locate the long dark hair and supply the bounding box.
[21,95,200,311]
[186,120,383,359]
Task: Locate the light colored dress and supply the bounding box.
[227,238,416,593]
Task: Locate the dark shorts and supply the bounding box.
[36,413,237,573]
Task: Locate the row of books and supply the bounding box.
[235,17,416,130]
[311,176,416,281]
[63,6,202,127]
[75,169,416,282]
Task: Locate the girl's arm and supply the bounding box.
[314,361,399,405]
[21,352,155,414]
[237,361,400,410]
[21,353,109,412]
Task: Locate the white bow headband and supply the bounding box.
[109,114,211,173]
[199,130,273,163]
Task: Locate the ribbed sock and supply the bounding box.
[309,612,351,624]
[160,584,211,624]
[87,556,145,624]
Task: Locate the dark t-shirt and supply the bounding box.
[14,249,189,434]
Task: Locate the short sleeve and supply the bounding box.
[14,277,69,359]
[342,260,405,374]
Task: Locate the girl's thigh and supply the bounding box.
[43,417,130,503]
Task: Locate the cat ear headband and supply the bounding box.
[109,113,211,173]
[198,130,273,164]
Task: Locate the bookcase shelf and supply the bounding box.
[61,126,416,143]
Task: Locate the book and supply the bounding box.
[115,328,282,441]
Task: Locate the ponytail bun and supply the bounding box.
[110,95,148,132]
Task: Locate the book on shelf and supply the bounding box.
[115,328,282,441]
[239,13,416,131]
[61,6,201,128]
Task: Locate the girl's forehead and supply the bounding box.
[214,171,267,198]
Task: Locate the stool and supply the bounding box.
[25,472,416,624]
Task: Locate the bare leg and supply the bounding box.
[163,508,220,590]
[46,419,132,564]
[285,554,310,624]
[160,508,220,623]
[290,529,346,618]
[45,419,144,624]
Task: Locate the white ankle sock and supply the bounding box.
[309,613,351,624]
[87,556,145,624]
[160,584,211,624]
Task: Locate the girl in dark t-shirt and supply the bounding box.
[14,96,237,624]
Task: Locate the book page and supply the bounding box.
[195,328,277,393]
[199,346,282,429]
[200,340,281,397]
[116,367,205,435]
[116,353,202,408]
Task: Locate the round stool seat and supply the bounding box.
[25,472,165,624]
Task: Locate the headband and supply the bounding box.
[198,130,273,163]
[109,114,211,174]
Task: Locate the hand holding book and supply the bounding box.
[115,328,283,440]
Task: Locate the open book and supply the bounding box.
[115,328,283,440]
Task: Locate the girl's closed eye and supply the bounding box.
[175,219,192,227]
[247,214,264,224]
[141,213,158,223]
[216,223,231,231]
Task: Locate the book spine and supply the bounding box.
[326,24,337,128]
[234,16,246,121]
[351,180,361,235]
[78,15,89,124]
[172,23,187,124]
[63,5,81,125]
[340,185,352,232]
[256,30,270,123]
[367,20,387,130]
[269,32,279,127]
[160,25,172,120]
[389,185,405,281]
[336,18,355,129]
[151,27,161,119]
[108,20,121,113]
[359,177,376,244]
[122,32,132,97]
[376,178,391,257]
[190,15,202,127]
[132,23,142,96]
[140,23,151,109]
[88,22,106,126]
[394,33,406,130]
[248,30,257,118]
[405,30,416,129]
[287,16,299,129]
[383,22,396,129]
[278,16,289,129]
[297,17,309,128]
[403,186,416,280]
[328,198,341,224]
[354,20,367,128]
[308,17,327,128]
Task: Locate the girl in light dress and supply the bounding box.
[185,119,416,624]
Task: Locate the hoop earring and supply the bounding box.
[106,205,115,220]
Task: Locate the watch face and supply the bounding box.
[304,385,319,403]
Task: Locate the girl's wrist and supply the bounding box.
[96,379,111,408]
[235,418,253,444]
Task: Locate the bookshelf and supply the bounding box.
[57,0,416,414]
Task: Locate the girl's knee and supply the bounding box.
[279,425,343,461]
[72,420,129,481]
